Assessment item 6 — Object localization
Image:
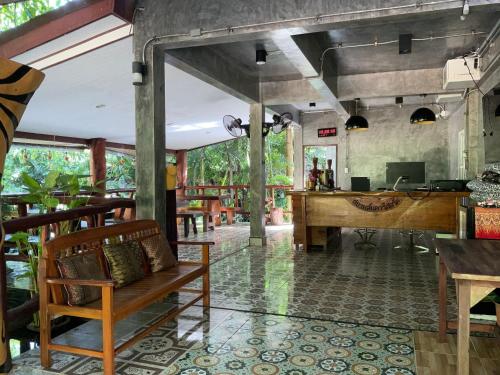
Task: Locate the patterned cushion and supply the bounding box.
[103,240,145,288]
[57,252,106,306]
[140,233,178,272]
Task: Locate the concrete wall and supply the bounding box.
[484,95,500,164]
[299,104,453,190]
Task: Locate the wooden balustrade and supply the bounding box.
[1,198,136,354]
[183,184,294,213]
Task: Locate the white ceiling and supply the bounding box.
[16,37,251,150]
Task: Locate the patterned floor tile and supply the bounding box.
[12,224,487,374]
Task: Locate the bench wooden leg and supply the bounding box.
[39,259,51,369]
[202,244,210,306]
[227,211,234,225]
[102,286,114,375]
[183,217,189,237]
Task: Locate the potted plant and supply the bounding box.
[10,171,101,330]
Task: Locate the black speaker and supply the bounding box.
[430,180,469,192]
[399,34,412,54]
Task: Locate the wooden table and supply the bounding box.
[180,195,231,226]
[287,190,468,252]
[437,239,500,375]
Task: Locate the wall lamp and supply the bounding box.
[132,61,146,86]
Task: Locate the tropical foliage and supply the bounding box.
[2,145,135,193]
[0,0,71,32]
[187,132,292,186]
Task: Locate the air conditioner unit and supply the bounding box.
[443,57,481,90]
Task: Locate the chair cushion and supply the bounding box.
[57,252,106,305]
[140,233,178,272]
[103,240,145,288]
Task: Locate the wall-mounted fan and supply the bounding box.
[223,112,293,138]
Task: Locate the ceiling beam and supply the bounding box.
[165,48,259,104]
[336,68,452,101]
[270,31,349,121]
[13,131,176,154]
[262,68,465,104]
[262,79,321,106]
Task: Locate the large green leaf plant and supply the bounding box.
[11,171,102,327]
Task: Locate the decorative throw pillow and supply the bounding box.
[57,252,106,306]
[103,240,145,288]
[140,232,178,272]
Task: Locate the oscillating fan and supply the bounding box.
[271,112,293,134]
[223,115,245,137]
[223,112,293,138]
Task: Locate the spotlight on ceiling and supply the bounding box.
[345,98,369,131]
[410,107,436,125]
[309,102,316,108]
[256,49,267,65]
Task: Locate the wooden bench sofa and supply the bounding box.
[38,219,213,375]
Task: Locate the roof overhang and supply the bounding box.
[0,0,135,63]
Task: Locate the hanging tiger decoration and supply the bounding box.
[0,57,44,373]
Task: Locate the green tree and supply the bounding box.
[0,0,71,32]
[2,145,90,193]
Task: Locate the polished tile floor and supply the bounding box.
[11,224,500,374]
[183,224,458,331]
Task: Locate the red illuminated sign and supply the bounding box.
[318,127,337,137]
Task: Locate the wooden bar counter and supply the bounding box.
[287,190,469,252]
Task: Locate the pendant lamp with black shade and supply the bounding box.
[410,94,436,125]
[345,98,368,131]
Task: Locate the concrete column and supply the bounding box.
[88,138,106,196]
[249,103,266,246]
[135,45,166,233]
[293,114,304,189]
[465,90,485,178]
[176,149,188,197]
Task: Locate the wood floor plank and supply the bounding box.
[414,331,478,357]
[415,351,486,375]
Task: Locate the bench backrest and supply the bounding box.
[42,220,161,305]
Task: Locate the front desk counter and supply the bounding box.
[286,190,469,252]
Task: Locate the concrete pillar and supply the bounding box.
[88,138,106,196]
[135,46,167,233]
[293,114,304,189]
[176,149,188,197]
[249,103,266,246]
[465,90,485,178]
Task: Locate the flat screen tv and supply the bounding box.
[386,162,426,186]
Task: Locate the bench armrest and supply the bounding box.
[46,278,115,287]
[171,241,215,246]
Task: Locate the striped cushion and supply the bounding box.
[103,240,145,288]
[140,233,177,272]
[57,252,106,306]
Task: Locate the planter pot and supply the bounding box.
[270,207,284,225]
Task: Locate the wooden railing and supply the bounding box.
[183,184,294,213]
[1,199,136,350]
